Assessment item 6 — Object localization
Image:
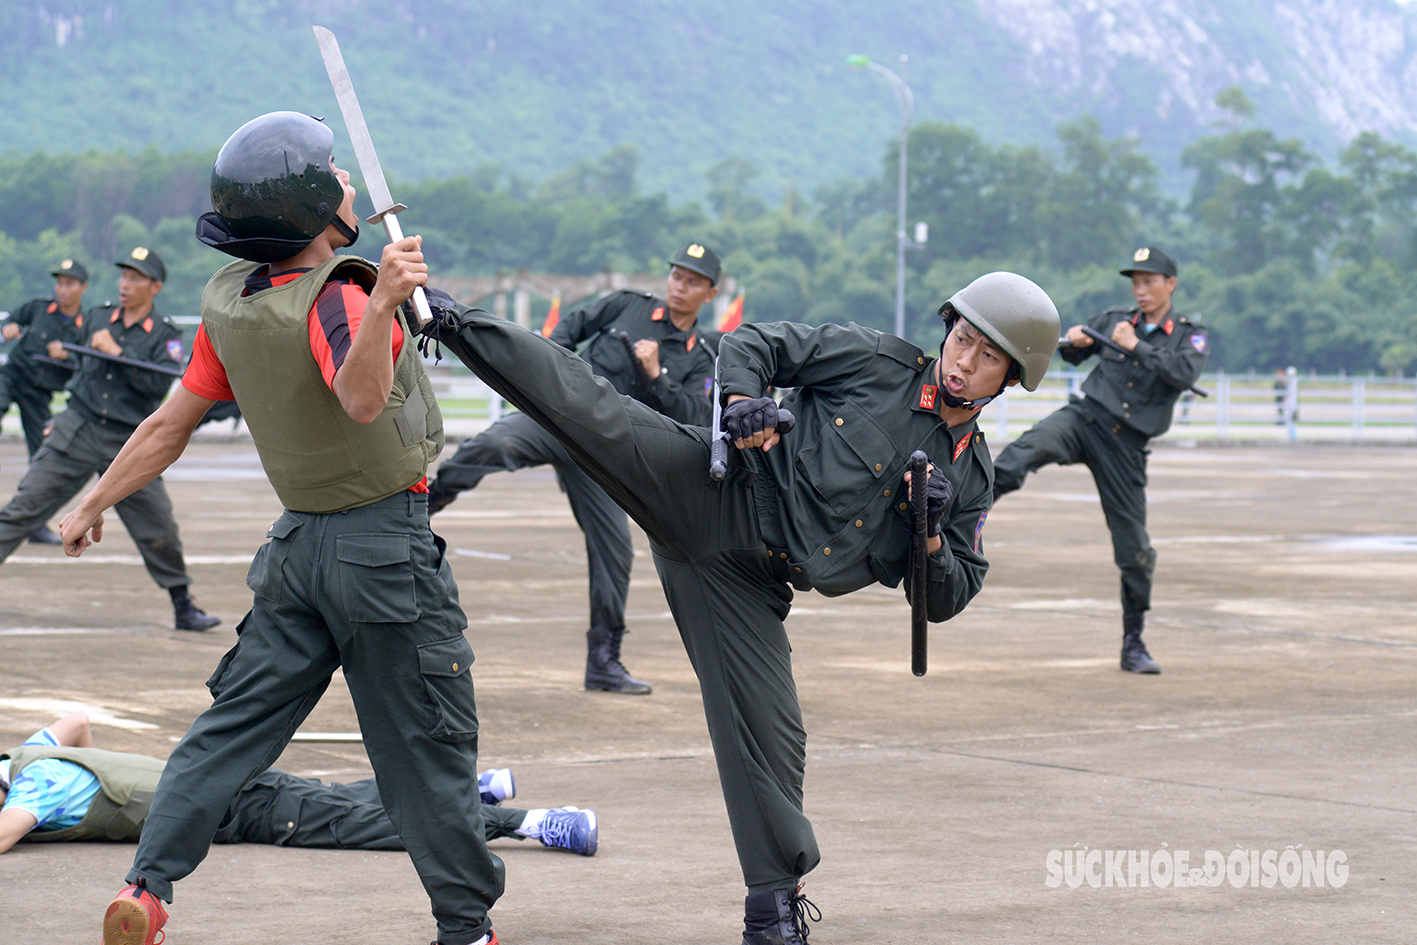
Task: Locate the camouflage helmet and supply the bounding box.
[196,111,353,263]
[939,272,1059,391]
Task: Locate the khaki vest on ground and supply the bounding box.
[1,746,165,842]
[201,255,444,512]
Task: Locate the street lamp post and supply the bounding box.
[848,53,926,340]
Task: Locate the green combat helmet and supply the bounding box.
[937,271,1060,408]
[196,111,358,263]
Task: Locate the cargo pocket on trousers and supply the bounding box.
[247,512,302,602]
[206,614,248,698]
[419,635,479,742]
[336,533,419,623]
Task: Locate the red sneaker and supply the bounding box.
[102,884,169,945]
[431,934,499,945]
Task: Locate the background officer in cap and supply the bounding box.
[426,242,719,695]
[420,269,1060,944]
[991,246,1208,674]
[0,247,219,632]
[0,258,91,544]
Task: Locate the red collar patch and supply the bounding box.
[651,307,665,322]
[109,307,121,324]
[952,435,971,463]
[687,333,696,351]
[919,384,937,410]
[46,302,57,314]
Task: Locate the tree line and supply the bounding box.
[1,88,1414,374]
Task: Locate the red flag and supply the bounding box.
[540,293,562,337]
[717,294,743,332]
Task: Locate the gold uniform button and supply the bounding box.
[823,547,831,555]
[883,489,891,497]
[287,821,296,829]
[835,418,844,427]
[855,520,864,528]
[899,502,908,511]
[451,662,459,672]
[917,356,924,365]
[794,567,802,573]
[779,552,787,559]
[874,463,882,472]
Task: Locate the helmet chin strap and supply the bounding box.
[332,215,359,247]
[936,338,1008,411]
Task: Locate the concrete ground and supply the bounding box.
[0,435,1413,944]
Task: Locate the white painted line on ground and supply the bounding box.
[7,554,253,565]
[454,548,513,561]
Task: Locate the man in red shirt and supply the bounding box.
[61,112,503,945]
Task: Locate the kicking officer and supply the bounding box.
[422,270,1060,943]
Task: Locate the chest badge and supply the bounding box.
[919,384,937,410]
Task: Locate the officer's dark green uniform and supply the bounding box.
[0,260,89,457]
[1,743,540,851]
[992,247,1207,671]
[430,315,992,877]
[429,249,716,694]
[427,270,1059,942]
[0,250,196,594]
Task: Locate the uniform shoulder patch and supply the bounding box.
[876,331,926,367]
[1190,333,1208,354]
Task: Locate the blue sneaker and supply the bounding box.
[478,768,515,806]
[539,806,598,856]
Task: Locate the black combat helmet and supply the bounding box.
[196,111,357,263]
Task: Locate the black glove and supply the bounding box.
[925,465,953,538]
[423,287,459,320]
[723,396,782,442]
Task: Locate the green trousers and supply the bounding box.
[212,769,528,849]
[434,310,819,894]
[993,399,1156,615]
[0,407,190,588]
[0,367,58,458]
[128,491,502,945]
[433,411,633,641]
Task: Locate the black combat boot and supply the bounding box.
[742,886,821,945]
[1120,612,1160,674]
[171,587,220,632]
[584,627,652,694]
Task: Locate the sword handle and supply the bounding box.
[380,212,433,331]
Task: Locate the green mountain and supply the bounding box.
[3,0,1414,202]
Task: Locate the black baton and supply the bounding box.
[31,354,76,372]
[60,342,185,378]
[909,450,929,677]
[1061,327,1209,397]
[710,358,728,481]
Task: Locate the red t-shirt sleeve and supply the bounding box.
[307,280,404,389]
[181,323,234,401]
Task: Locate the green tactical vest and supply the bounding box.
[1,746,165,843]
[201,255,444,512]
